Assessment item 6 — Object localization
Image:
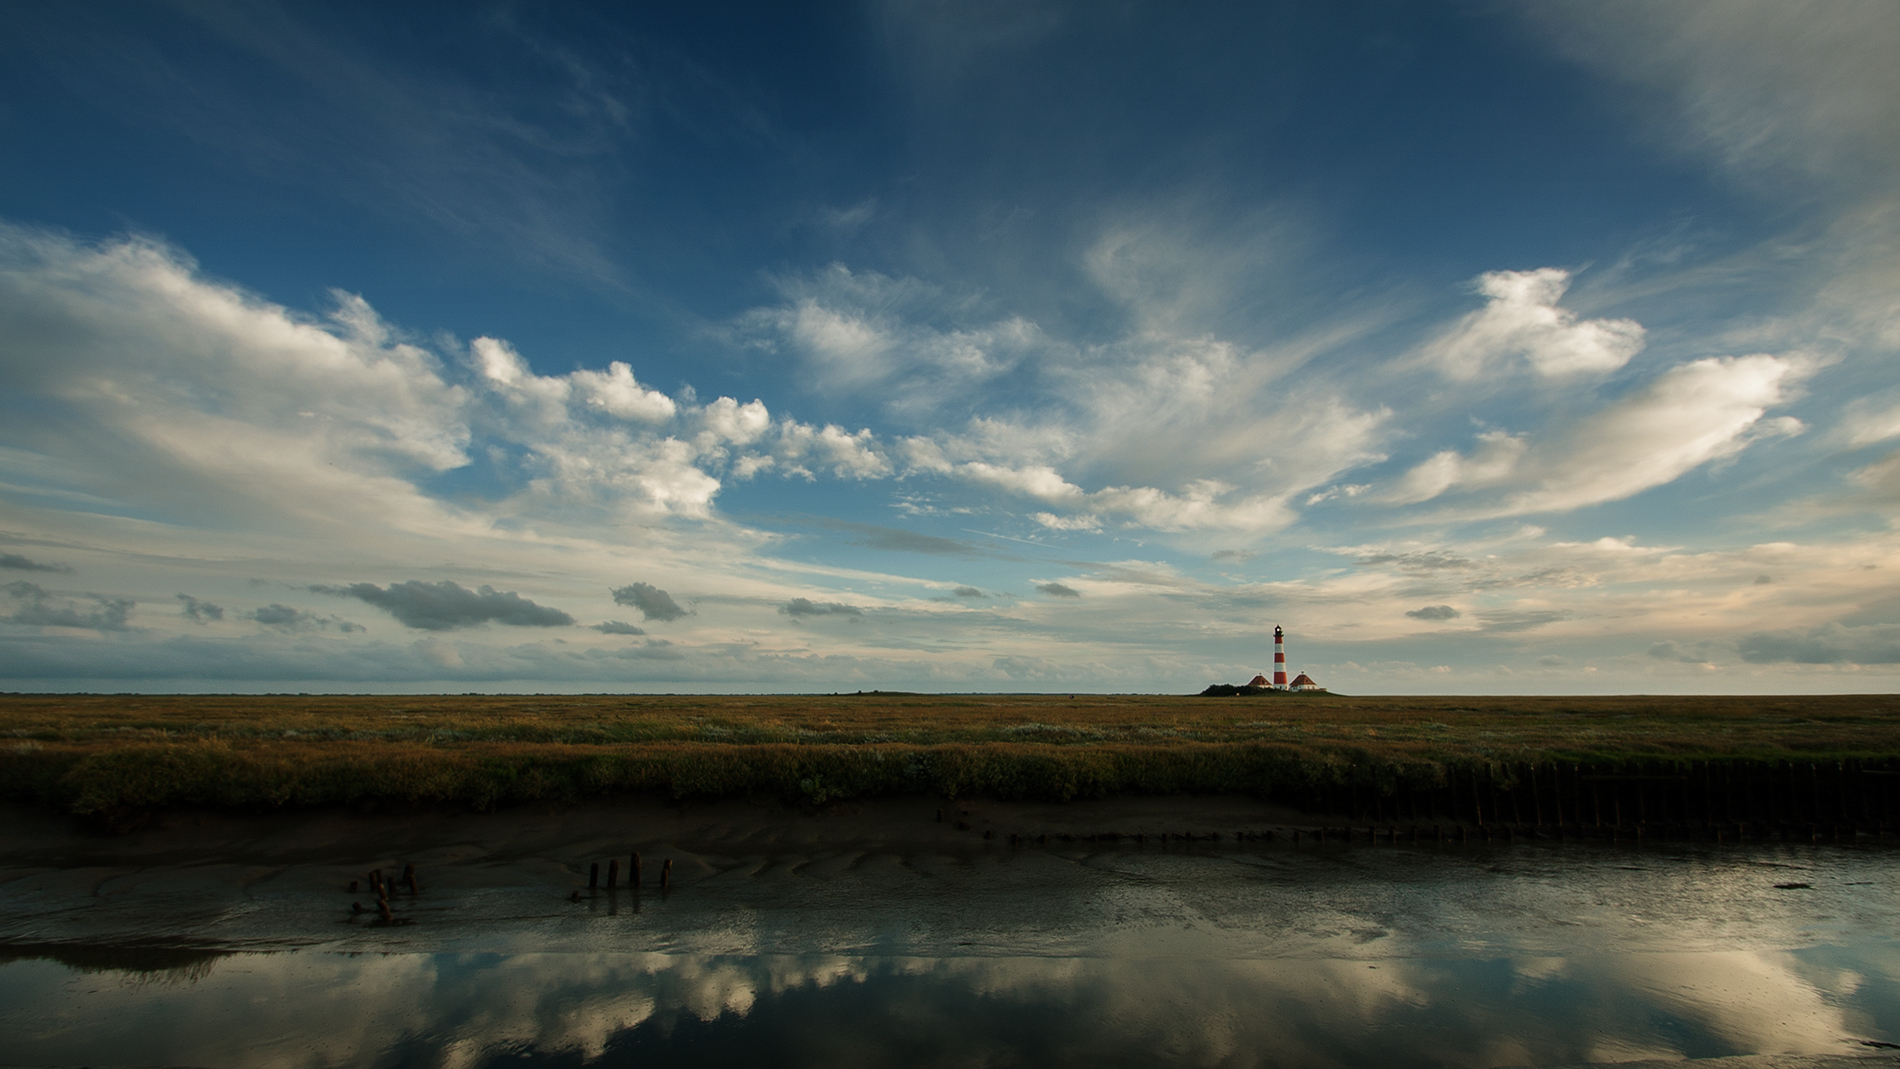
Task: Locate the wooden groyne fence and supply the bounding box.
[1285,757,1898,843]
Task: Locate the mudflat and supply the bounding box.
[0,793,1314,951]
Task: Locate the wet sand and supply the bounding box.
[4,794,1896,958]
[0,794,1318,950]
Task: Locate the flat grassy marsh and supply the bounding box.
[3,693,1898,817]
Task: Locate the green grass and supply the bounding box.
[3,693,1898,815]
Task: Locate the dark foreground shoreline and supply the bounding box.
[6,795,1900,1068]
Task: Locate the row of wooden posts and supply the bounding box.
[1287,757,1899,835]
[348,863,419,922]
[586,852,670,891]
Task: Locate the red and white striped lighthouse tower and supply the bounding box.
[1272,625,1288,689]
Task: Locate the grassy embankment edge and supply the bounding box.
[5,738,1898,821]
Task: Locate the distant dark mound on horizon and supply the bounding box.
[1197,684,1340,697]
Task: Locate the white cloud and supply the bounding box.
[1387,432,1528,505]
[697,397,772,446]
[1531,0,1900,190]
[788,300,894,386]
[771,421,892,480]
[1843,399,1900,446]
[742,264,1034,402]
[0,229,475,534]
[0,228,925,540]
[1502,354,1807,513]
[957,462,1082,502]
[1395,354,1809,514]
[1031,512,1101,532]
[1422,268,1645,380]
[571,361,676,422]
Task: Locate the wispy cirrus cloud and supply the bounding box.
[1389,354,1810,515]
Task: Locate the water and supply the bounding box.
[4,831,1899,1067]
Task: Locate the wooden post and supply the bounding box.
[661,858,672,890]
[1808,762,1820,825]
[1636,763,1648,826]
[588,862,599,889]
[1829,762,1842,829]
[607,859,619,890]
[632,852,642,887]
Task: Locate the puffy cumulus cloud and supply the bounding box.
[1738,622,1900,665]
[771,421,892,480]
[176,594,223,623]
[1406,605,1461,621]
[472,336,572,427]
[1422,268,1645,379]
[0,228,473,533]
[315,580,573,630]
[1394,354,1810,515]
[782,598,863,617]
[570,361,676,422]
[460,337,732,520]
[694,397,772,455]
[3,580,134,631]
[590,620,646,635]
[0,227,931,537]
[1036,582,1081,598]
[611,582,687,622]
[0,553,71,573]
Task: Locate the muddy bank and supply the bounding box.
[4,793,1897,958]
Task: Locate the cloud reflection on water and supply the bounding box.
[4,941,1896,1068]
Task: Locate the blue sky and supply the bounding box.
[3,1,1897,693]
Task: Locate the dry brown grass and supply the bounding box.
[4,692,1898,755]
[3,693,1897,813]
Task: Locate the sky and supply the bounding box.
[2,0,1898,694]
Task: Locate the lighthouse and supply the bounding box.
[1272,625,1288,690]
